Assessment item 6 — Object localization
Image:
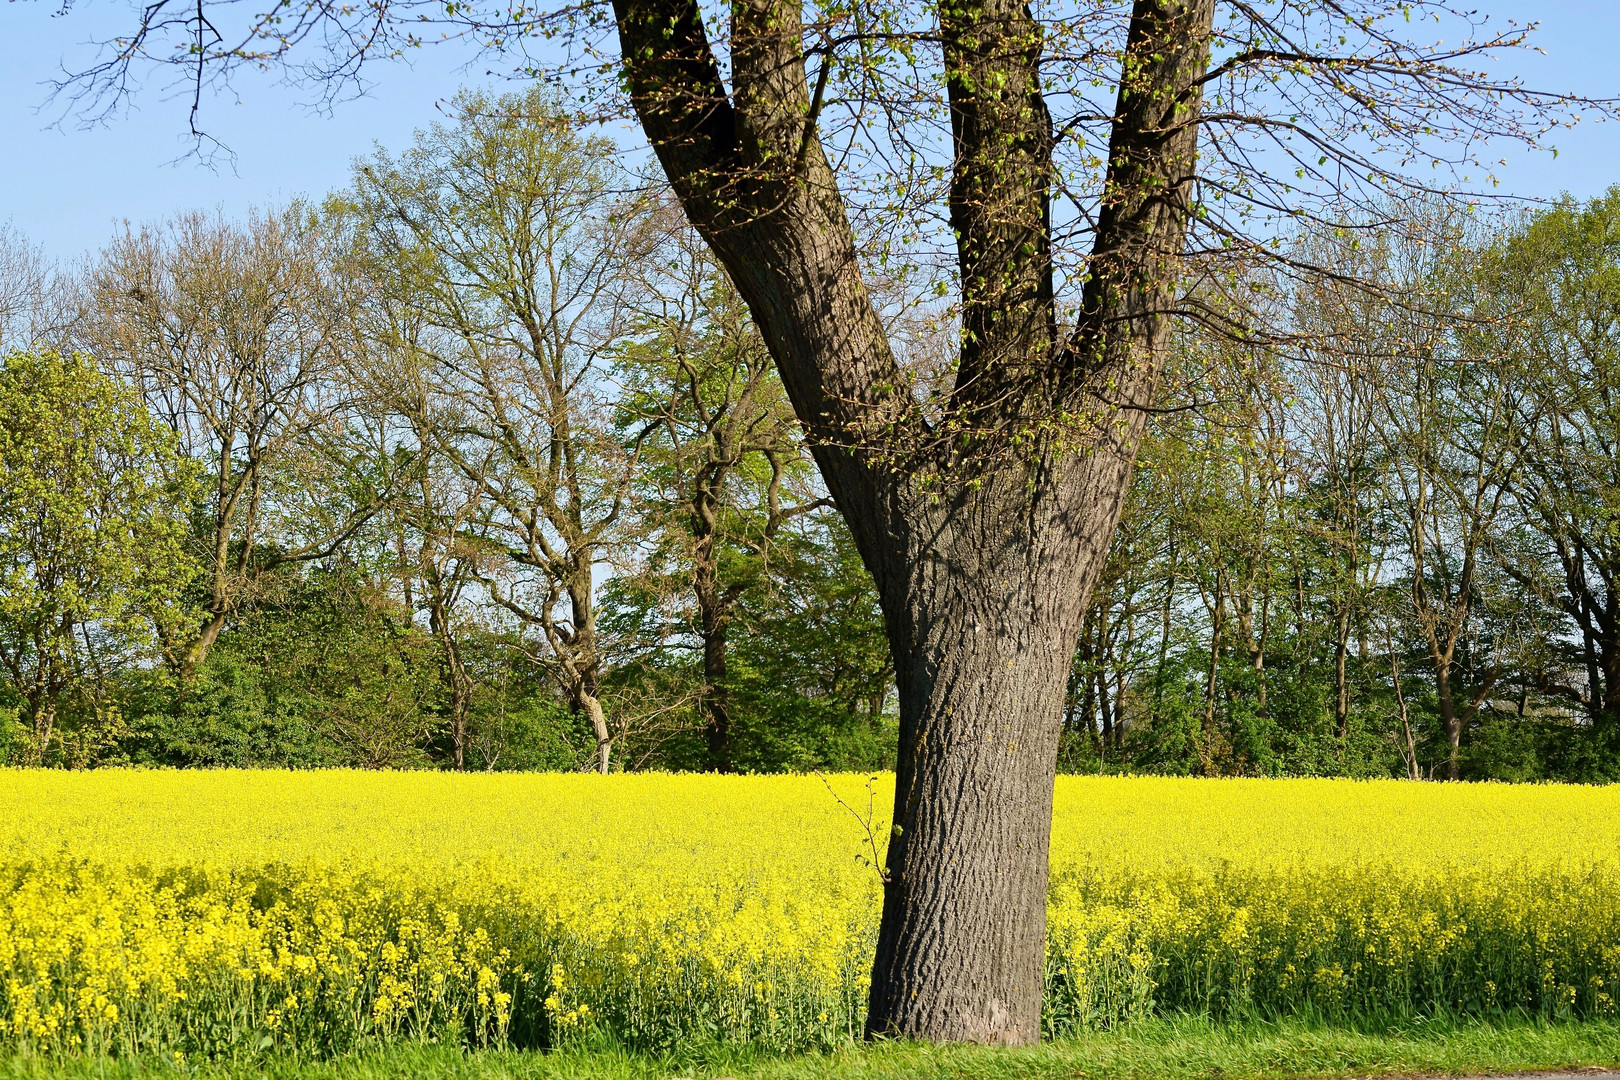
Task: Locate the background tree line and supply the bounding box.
[1067,196,1620,782]
[0,90,893,774]
[2,90,1618,780]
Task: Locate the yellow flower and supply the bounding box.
[1,770,1619,1056]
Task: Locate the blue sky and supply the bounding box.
[3,0,1617,263]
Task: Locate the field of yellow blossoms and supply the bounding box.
[2,771,1619,1059]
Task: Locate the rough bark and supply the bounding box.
[611,0,1212,1043]
[1201,579,1224,775]
[427,588,471,771]
[583,691,613,774]
[1333,608,1351,743]
[700,594,733,769]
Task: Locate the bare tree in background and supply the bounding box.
[83,208,389,680]
[1299,214,1523,779]
[1377,314,1523,781]
[0,224,71,351]
[1291,318,1384,751]
[344,88,653,775]
[387,414,493,772]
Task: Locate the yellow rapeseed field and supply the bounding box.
[1,770,1618,1059]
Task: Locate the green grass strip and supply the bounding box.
[5,1017,1619,1080]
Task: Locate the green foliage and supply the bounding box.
[124,564,418,768]
[1056,195,1620,783]
[0,705,22,766]
[464,694,582,772]
[128,655,343,769]
[22,176,1620,783]
[0,349,197,765]
[604,519,896,774]
[123,563,588,771]
[722,526,896,773]
[601,221,894,774]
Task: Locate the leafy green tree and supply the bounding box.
[602,512,895,773]
[0,350,197,764]
[1482,192,1620,760]
[612,215,831,771]
[724,522,895,772]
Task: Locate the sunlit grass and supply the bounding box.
[4,1016,1620,1079]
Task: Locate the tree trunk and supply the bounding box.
[1333,607,1351,743]
[583,692,612,774]
[1601,612,1620,726]
[1386,632,1420,780]
[27,687,56,766]
[178,460,253,682]
[865,0,1211,1039]
[451,684,468,771]
[1253,653,1267,719]
[865,468,1122,1042]
[1073,623,1098,749]
[442,651,470,772]
[701,613,732,770]
[611,0,1212,1042]
[1095,675,1112,754]
[1435,660,1461,780]
[693,527,735,771]
[180,608,228,681]
[430,603,471,771]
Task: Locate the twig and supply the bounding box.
[815,770,890,885]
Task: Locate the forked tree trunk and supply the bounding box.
[866,0,1211,1035]
[865,462,1135,1040]
[612,0,1213,1044]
